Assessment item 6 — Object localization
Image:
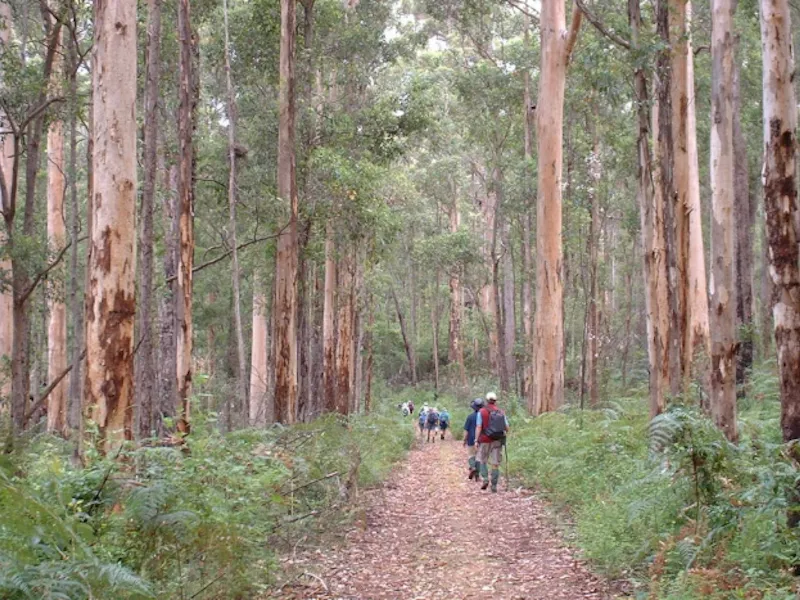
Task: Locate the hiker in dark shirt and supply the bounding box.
[463,398,483,481]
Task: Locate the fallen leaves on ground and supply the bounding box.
[267,436,617,599]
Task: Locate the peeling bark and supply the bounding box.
[85,0,137,451]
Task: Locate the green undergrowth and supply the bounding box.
[0,407,414,599]
[509,364,800,599]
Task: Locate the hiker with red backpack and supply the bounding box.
[474,392,509,493]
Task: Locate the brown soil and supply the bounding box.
[270,436,617,599]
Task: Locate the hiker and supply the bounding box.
[408,400,415,416]
[475,392,509,492]
[400,402,411,417]
[464,398,483,480]
[438,408,451,440]
[418,408,427,436]
[425,406,440,443]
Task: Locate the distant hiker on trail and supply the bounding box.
[426,407,440,443]
[400,402,411,417]
[438,408,451,440]
[418,408,427,437]
[408,400,415,415]
[475,392,509,493]
[464,398,483,481]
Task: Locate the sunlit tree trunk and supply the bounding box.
[46,27,66,435]
[672,0,710,395]
[501,218,516,390]
[272,0,299,424]
[159,165,178,434]
[709,0,738,441]
[630,0,669,417]
[364,294,374,413]
[759,0,799,472]
[685,3,711,392]
[176,0,195,431]
[85,0,137,451]
[531,0,581,414]
[135,0,162,439]
[250,271,268,426]
[322,221,336,412]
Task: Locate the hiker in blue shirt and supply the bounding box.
[464,398,483,481]
[438,408,451,440]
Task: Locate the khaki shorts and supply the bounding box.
[477,440,503,467]
[467,445,477,458]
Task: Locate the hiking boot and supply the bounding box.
[491,485,498,493]
[481,481,489,490]
[468,469,477,480]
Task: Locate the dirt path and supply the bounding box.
[273,436,615,599]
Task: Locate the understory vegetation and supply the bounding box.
[0,406,414,599]
[510,362,800,599]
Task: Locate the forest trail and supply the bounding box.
[271,434,615,599]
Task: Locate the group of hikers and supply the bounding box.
[401,392,509,493]
[415,404,451,442]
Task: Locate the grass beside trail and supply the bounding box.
[508,364,800,599]
[0,404,415,599]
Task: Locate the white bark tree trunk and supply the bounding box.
[709,0,738,441]
[46,28,67,435]
[0,0,13,402]
[85,0,137,451]
[759,0,800,459]
[531,0,581,414]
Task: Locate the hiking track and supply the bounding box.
[271,436,616,599]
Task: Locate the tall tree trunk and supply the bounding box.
[521,15,535,403]
[0,0,13,403]
[66,33,83,440]
[250,271,268,426]
[272,0,299,424]
[159,165,178,434]
[654,0,681,397]
[531,0,581,414]
[222,0,248,427]
[336,251,354,412]
[587,115,601,407]
[630,0,669,417]
[760,220,773,358]
[432,281,440,391]
[447,184,466,386]
[685,2,712,394]
[709,0,738,441]
[85,0,136,451]
[476,165,499,370]
[673,0,711,396]
[759,0,799,483]
[176,0,195,431]
[733,50,754,387]
[392,285,417,385]
[322,221,337,412]
[501,218,516,390]
[364,293,374,414]
[46,28,67,435]
[136,0,162,440]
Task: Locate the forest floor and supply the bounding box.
[267,433,619,599]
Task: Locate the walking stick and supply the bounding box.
[504,441,510,491]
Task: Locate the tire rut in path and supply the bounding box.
[273,436,615,599]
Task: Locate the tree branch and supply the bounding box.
[166,227,287,283]
[20,97,66,133]
[574,0,631,50]
[23,349,86,424]
[504,0,540,23]
[18,236,86,307]
[564,0,584,64]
